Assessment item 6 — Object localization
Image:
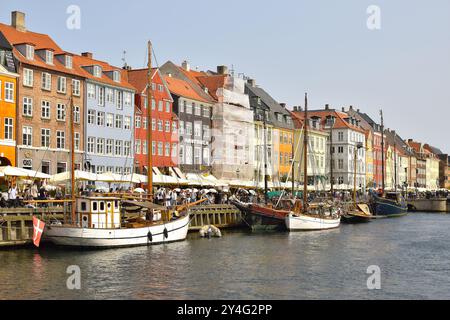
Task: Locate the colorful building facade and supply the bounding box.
[127,67,177,173]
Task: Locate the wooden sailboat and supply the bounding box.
[44,41,199,248]
[341,142,373,223]
[285,94,341,231]
[369,110,407,217]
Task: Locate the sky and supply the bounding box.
[2,0,450,153]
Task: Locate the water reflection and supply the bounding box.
[2,213,450,299]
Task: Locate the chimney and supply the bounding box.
[325,104,329,110]
[293,106,298,112]
[181,60,190,71]
[247,79,256,87]
[341,107,345,112]
[349,105,353,110]
[280,103,286,109]
[217,65,228,75]
[11,11,26,32]
[82,52,93,59]
[357,109,360,113]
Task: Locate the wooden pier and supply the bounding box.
[0,204,244,248]
[0,207,64,247]
[188,204,244,231]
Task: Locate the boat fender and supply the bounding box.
[163,228,168,239]
[147,231,153,242]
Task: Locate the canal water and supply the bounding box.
[1,212,450,300]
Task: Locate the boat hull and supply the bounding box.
[371,200,408,217]
[285,213,341,231]
[341,214,371,224]
[44,214,190,248]
[230,200,288,231]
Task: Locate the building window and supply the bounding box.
[23,97,33,117]
[115,115,123,129]
[179,145,184,164]
[194,104,201,116]
[186,102,193,114]
[158,101,163,112]
[203,125,210,139]
[124,92,132,107]
[338,159,344,169]
[165,101,170,113]
[41,101,50,119]
[124,141,131,156]
[116,90,123,109]
[151,99,156,110]
[143,117,147,129]
[57,104,66,121]
[106,113,114,128]
[157,142,163,156]
[124,116,131,130]
[180,100,185,113]
[22,126,32,146]
[57,76,66,93]
[56,131,65,149]
[87,84,95,99]
[57,162,67,174]
[106,166,114,173]
[25,45,34,60]
[338,131,344,141]
[65,55,72,69]
[106,88,114,103]
[185,146,193,165]
[97,111,105,126]
[165,142,170,157]
[194,147,202,165]
[135,139,141,154]
[115,140,122,156]
[72,79,81,96]
[157,120,163,132]
[45,50,53,64]
[98,86,105,106]
[96,166,105,174]
[74,132,80,151]
[4,118,13,140]
[152,119,156,131]
[135,116,141,128]
[73,106,80,123]
[152,141,156,155]
[41,129,50,148]
[172,121,177,133]
[165,121,170,133]
[203,107,210,118]
[41,73,51,91]
[142,141,147,155]
[41,161,50,175]
[113,71,121,82]
[194,122,202,138]
[23,68,33,87]
[186,122,192,135]
[172,143,177,158]
[179,121,184,135]
[96,138,105,154]
[93,66,102,77]
[203,147,210,166]
[88,110,96,124]
[106,139,113,155]
[158,84,163,92]
[87,137,95,153]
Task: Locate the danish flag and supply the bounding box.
[32,216,45,247]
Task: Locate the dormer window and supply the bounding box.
[45,50,53,65]
[93,65,102,77]
[113,71,120,82]
[277,113,283,122]
[25,44,34,60]
[66,55,72,69]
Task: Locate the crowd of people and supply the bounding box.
[153,187,230,208]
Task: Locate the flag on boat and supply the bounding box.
[32,216,45,247]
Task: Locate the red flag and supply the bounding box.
[32,216,45,248]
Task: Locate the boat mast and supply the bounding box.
[303,93,308,213]
[70,93,76,224]
[393,130,397,192]
[263,106,268,205]
[146,41,153,199]
[380,109,385,193]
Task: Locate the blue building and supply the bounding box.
[75,52,135,177]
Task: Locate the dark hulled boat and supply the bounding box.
[369,190,408,217]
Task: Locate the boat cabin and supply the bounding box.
[76,196,121,229]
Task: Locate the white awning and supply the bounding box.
[0,166,51,179]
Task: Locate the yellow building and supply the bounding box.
[0,64,18,166]
[276,127,294,180]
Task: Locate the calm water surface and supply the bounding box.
[1,213,450,300]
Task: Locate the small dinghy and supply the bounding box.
[199,225,222,238]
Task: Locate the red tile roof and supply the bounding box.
[126,68,158,94]
[163,75,210,103]
[292,109,366,134]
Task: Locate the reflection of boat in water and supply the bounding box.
[341,203,373,224]
[369,190,408,217]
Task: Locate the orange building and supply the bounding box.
[0,63,18,166]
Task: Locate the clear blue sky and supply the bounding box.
[2,0,450,153]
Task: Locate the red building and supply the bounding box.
[373,130,387,188]
[127,68,178,173]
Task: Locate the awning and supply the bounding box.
[0,166,51,179]
[50,170,98,183]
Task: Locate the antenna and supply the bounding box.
[122,50,128,68]
[230,64,235,77]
